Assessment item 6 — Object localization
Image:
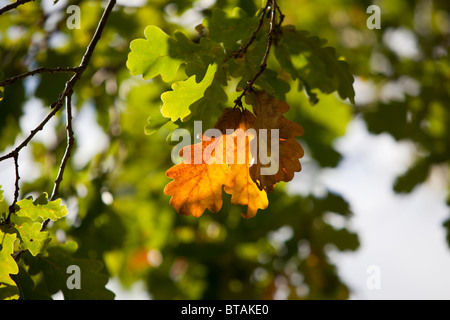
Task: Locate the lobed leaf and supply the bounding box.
[16,222,51,256]
[26,242,115,300]
[161,63,218,122]
[245,91,305,192]
[276,26,355,104]
[164,135,234,217]
[15,193,68,222]
[0,186,8,216]
[0,230,19,300]
[218,108,269,219]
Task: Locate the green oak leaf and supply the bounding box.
[11,265,52,300]
[161,63,218,122]
[26,242,115,300]
[228,33,290,101]
[277,26,355,104]
[15,193,68,222]
[0,231,19,300]
[127,26,201,82]
[207,7,259,51]
[16,222,51,256]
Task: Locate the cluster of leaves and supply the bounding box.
[165,92,305,219]
[0,0,358,300]
[127,5,354,219]
[127,7,354,132]
[0,188,113,299]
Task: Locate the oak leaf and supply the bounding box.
[164,91,304,218]
[164,136,234,217]
[217,108,268,219]
[246,91,304,192]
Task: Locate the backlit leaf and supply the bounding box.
[218,108,268,219]
[15,193,68,222]
[16,222,51,257]
[164,135,234,217]
[161,63,218,122]
[245,91,304,192]
[127,25,201,82]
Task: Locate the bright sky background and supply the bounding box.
[311,118,450,300]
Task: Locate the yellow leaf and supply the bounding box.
[164,137,234,217]
[219,109,268,219]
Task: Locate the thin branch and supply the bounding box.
[234,0,278,107]
[6,154,20,223]
[42,93,75,231]
[0,0,35,15]
[79,0,116,72]
[275,2,284,27]
[1,0,117,229]
[0,67,79,87]
[0,0,115,162]
[231,0,270,59]
[0,104,62,163]
[50,93,75,201]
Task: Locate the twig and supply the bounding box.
[12,249,25,262]
[275,2,284,27]
[42,93,75,230]
[5,154,20,223]
[231,0,270,59]
[0,104,63,163]
[0,67,79,87]
[234,0,278,107]
[0,0,35,15]
[50,93,75,201]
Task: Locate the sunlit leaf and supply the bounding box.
[127,26,201,82]
[0,231,19,300]
[245,91,304,192]
[161,63,218,122]
[15,222,51,257]
[15,193,68,222]
[218,108,268,219]
[164,135,234,217]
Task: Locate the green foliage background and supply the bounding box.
[0,0,449,300]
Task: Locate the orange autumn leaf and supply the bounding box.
[164,91,304,218]
[164,136,234,217]
[216,108,268,219]
[245,91,304,192]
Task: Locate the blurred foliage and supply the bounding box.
[0,0,448,300]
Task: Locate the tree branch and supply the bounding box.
[231,0,270,59]
[0,67,79,87]
[50,93,75,201]
[5,153,20,222]
[42,93,75,231]
[0,0,35,15]
[234,0,279,107]
[0,0,117,227]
